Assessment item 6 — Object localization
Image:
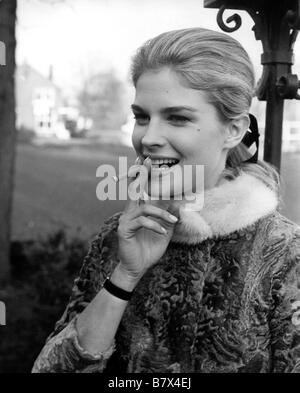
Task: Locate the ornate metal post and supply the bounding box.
[204,0,300,171]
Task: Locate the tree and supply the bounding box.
[0,0,17,283]
[78,69,127,131]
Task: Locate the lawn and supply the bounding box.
[12,142,136,242]
[11,142,300,243]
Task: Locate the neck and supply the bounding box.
[204,155,227,190]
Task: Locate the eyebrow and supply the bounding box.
[131,104,197,114]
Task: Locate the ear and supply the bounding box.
[223,114,250,150]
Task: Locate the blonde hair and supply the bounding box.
[131,27,280,196]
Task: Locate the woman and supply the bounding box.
[32,28,300,373]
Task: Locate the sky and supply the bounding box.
[16,0,265,94]
[15,0,300,124]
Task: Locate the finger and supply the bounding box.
[127,156,148,181]
[127,164,141,184]
[127,164,144,180]
[135,156,143,165]
[126,159,151,209]
[113,157,142,182]
[139,157,151,201]
[138,156,151,193]
[125,216,167,236]
[127,164,148,197]
[150,203,181,230]
[126,156,143,181]
[123,166,146,213]
[166,203,181,221]
[129,204,178,225]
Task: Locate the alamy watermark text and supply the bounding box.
[0,301,6,325]
[0,41,6,66]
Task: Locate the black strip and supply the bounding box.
[103,277,133,301]
[242,113,260,164]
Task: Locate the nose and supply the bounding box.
[141,121,166,150]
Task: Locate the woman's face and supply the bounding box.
[131,67,230,199]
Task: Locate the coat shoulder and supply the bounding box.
[257,211,300,276]
[259,211,300,245]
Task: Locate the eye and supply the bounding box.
[168,115,190,125]
[133,114,149,126]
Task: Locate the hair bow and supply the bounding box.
[242,113,260,164]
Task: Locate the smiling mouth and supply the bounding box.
[147,158,180,170]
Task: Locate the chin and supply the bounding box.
[145,178,185,201]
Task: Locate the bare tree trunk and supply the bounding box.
[0,0,16,283]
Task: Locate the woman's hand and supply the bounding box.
[117,158,179,282]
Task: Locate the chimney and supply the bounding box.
[48,65,53,82]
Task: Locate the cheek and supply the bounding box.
[183,135,224,164]
[131,127,143,152]
[197,127,225,154]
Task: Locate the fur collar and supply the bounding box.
[169,172,278,244]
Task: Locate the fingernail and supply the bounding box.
[161,227,167,234]
[168,214,178,223]
[135,156,142,165]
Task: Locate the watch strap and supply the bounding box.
[103,277,133,301]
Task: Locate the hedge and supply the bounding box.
[0,230,88,373]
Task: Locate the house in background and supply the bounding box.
[15,62,69,138]
[16,62,92,140]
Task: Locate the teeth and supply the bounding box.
[150,158,178,165]
[151,164,169,171]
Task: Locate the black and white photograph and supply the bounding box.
[0,0,300,379]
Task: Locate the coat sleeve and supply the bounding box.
[269,229,300,373]
[32,213,122,373]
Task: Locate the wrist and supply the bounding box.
[110,263,141,292]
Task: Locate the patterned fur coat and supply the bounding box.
[32,172,300,373]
